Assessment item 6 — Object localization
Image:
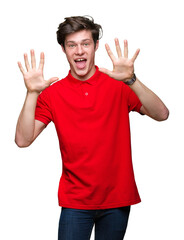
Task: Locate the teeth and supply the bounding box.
[75,59,85,62]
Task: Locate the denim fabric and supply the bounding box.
[58,206,130,240]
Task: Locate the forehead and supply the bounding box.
[65,30,93,43]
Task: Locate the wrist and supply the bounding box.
[26,90,40,98]
[124,73,137,86]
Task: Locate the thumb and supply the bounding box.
[47,77,59,86]
[99,68,113,78]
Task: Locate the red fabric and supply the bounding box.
[35,66,142,209]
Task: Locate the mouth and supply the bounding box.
[74,58,87,69]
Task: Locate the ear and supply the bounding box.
[95,40,99,51]
[61,45,66,53]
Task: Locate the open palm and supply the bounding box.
[18,50,58,93]
[99,38,140,82]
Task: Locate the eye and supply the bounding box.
[69,44,76,48]
[83,43,89,47]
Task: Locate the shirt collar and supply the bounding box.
[66,66,100,88]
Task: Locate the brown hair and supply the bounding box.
[56,16,103,49]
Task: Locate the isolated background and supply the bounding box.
[0,0,183,239]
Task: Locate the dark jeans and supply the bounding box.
[58,206,131,240]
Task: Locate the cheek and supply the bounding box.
[66,53,74,63]
[89,52,95,62]
[88,49,95,58]
[65,49,74,59]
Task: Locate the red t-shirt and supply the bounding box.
[35,66,142,209]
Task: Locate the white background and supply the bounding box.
[0,0,183,239]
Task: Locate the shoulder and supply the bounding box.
[99,71,132,96]
[40,78,65,96]
[99,71,123,88]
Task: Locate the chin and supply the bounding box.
[73,68,90,80]
[70,62,95,80]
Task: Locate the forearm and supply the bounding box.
[129,78,169,121]
[15,91,39,147]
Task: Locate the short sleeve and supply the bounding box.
[123,83,142,113]
[35,90,53,126]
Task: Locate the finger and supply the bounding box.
[24,53,31,71]
[46,77,59,87]
[30,49,36,69]
[124,40,128,58]
[17,61,25,74]
[115,38,122,58]
[38,52,44,71]
[132,48,140,62]
[105,44,116,62]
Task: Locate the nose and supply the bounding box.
[76,44,84,55]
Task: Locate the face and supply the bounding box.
[62,30,99,81]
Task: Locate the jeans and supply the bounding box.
[58,206,131,240]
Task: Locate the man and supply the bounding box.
[15,16,169,240]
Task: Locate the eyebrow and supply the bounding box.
[66,39,91,44]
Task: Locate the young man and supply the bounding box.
[15,16,169,240]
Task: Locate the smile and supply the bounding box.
[74,58,87,62]
[74,58,87,69]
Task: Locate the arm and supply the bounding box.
[99,38,169,121]
[15,50,58,147]
[15,91,46,147]
[129,78,169,121]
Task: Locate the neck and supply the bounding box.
[70,65,96,81]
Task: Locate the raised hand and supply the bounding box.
[99,38,140,82]
[18,50,58,93]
